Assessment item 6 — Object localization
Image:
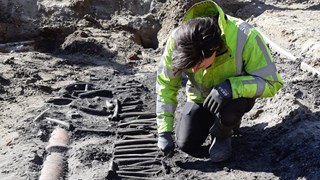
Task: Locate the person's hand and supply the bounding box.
[157,132,174,155]
[203,81,232,114]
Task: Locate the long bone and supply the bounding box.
[115,157,161,166]
[119,112,156,118]
[122,134,155,140]
[117,170,160,177]
[115,144,157,150]
[114,147,159,155]
[114,138,157,146]
[114,153,159,158]
[119,159,162,167]
[118,120,156,127]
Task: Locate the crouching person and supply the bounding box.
[156,1,283,162]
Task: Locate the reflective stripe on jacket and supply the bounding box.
[156,1,283,133]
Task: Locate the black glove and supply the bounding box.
[203,81,232,114]
[157,132,174,155]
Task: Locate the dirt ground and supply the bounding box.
[0,0,319,179]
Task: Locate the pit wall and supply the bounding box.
[0,0,38,42]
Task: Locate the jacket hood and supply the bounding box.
[182,1,228,54]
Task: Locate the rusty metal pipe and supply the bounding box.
[40,127,69,180]
[46,127,69,153]
[39,152,65,180]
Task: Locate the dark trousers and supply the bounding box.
[175,98,255,153]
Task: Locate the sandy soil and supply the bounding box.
[0,0,319,179]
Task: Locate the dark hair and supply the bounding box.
[172,17,222,75]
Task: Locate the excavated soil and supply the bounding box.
[0,0,319,179]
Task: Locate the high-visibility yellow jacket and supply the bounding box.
[156,1,283,133]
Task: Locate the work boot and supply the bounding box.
[209,136,232,162]
[233,121,241,136]
[209,120,233,162]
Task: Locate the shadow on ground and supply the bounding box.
[174,106,320,179]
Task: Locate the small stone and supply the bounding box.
[66,110,81,119]
[84,14,97,23]
[3,58,14,64]
[223,167,231,172]
[127,52,140,61]
[80,31,89,38]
